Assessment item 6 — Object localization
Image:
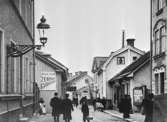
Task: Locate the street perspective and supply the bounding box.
[0,0,167,122]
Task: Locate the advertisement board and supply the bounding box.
[133,87,144,105]
[40,72,56,89]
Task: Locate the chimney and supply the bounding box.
[122,30,125,48]
[126,38,135,47]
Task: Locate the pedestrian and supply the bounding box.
[101,97,106,110]
[63,93,74,122]
[50,92,61,122]
[120,95,132,119]
[39,98,46,115]
[73,97,78,107]
[81,100,90,122]
[141,93,163,122]
[92,99,96,111]
[80,96,87,105]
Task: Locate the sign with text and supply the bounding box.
[40,72,56,89]
[133,87,143,105]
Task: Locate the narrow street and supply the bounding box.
[28,106,126,122]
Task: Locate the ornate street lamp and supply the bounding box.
[37,16,50,47]
[7,16,50,57]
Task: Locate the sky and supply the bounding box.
[35,0,150,75]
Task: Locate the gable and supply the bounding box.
[103,46,144,69]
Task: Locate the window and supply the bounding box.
[160,72,165,94]
[155,74,159,94]
[7,57,17,93]
[117,57,125,64]
[153,20,166,56]
[158,0,166,10]
[160,26,166,52]
[155,30,160,55]
[133,56,137,61]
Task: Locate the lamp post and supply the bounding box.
[7,16,50,117]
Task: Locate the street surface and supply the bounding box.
[29,106,126,122]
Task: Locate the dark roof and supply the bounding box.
[91,57,108,73]
[109,51,150,82]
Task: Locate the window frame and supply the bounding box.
[153,21,166,57]
[117,57,125,65]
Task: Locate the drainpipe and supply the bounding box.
[32,0,36,114]
[20,55,23,116]
[150,0,152,92]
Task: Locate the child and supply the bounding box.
[39,98,46,115]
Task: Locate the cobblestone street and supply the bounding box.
[28,106,126,122]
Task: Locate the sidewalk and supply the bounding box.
[104,110,145,122]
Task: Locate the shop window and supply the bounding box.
[117,57,125,64]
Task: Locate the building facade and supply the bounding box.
[35,51,68,113]
[0,0,35,122]
[91,57,108,98]
[102,39,144,102]
[110,52,150,111]
[151,0,167,121]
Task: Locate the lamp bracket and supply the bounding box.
[7,44,42,57]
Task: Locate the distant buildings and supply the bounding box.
[66,71,94,100]
[35,51,68,113]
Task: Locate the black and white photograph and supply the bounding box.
[0,0,166,122]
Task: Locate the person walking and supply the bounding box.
[120,95,132,119]
[63,94,74,122]
[81,100,90,122]
[141,93,163,122]
[50,92,61,122]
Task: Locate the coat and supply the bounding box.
[50,97,61,116]
[63,98,73,120]
[81,103,89,116]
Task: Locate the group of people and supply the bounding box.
[50,92,74,122]
[50,93,92,122]
[118,93,162,122]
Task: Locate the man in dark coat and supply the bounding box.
[120,95,132,118]
[63,94,74,122]
[50,92,61,122]
[81,100,89,122]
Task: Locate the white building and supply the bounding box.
[66,71,94,100]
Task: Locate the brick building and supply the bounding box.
[0,0,35,122]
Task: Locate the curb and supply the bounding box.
[103,111,137,122]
